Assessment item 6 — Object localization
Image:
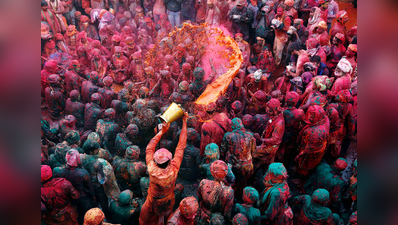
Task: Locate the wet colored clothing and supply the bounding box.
[84,102,103,131]
[279,107,304,162]
[253,114,285,169]
[65,71,81,94]
[111,100,131,128]
[292,195,334,225]
[179,144,201,181]
[110,201,140,225]
[98,87,117,109]
[81,80,99,103]
[233,203,260,225]
[167,208,194,225]
[139,120,187,224]
[96,119,121,154]
[41,178,80,225]
[200,113,232,156]
[45,87,66,120]
[114,133,141,157]
[329,102,353,157]
[112,158,147,194]
[330,22,347,46]
[327,44,346,70]
[199,159,236,185]
[197,179,234,224]
[304,162,348,212]
[296,112,330,176]
[221,127,255,195]
[260,181,290,225]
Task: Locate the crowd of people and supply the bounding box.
[40,0,357,224]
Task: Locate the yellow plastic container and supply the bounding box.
[159,102,184,124]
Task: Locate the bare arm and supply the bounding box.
[146,123,169,165]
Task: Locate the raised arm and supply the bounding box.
[173,112,189,168]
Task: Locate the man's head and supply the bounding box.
[284,0,294,10]
[207,0,215,8]
[160,70,171,80]
[44,60,58,73]
[193,67,205,81]
[179,81,189,93]
[242,114,254,130]
[319,0,329,9]
[41,0,48,10]
[41,165,52,183]
[125,37,135,49]
[335,89,352,103]
[83,208,105,225]
[336,10,349,24]
[81,15,90,28]
[334,157,348,171]
[187,128,200,143]
[335,58,353,77]
[242,186,259,205]
[333,33,345,45]
[232,213,249,225]
[287,42,301,56]
[125,145,140,160]
[91,93,101,104]
[345,44,357,58]
[271,90,283,103]
[276,7,284,16]
[83,139,101,155]
[315,21,327,34]
[285,91,299,107]
[136,6,144,17]
[65,130,80,145]
[231,118,244,131]
[154,148,172,167]
[264,162,288,185]
[311,189,330,206]
[66,149,81,167]
[180,197,199,221]
[119,190,133,206]
[112,35,121,46]
[266,98,282,116]
[104,108,116,121]
[126,124,139,140]
[309,55,321,68]
[305,105,326,124]
[205,143,220,160]
[210,160,228,181]
[236,0,246,10]
[235,33,243,42]
[47,74,62,87]
[62,115,77,127]
[294,18,303,30]
[70,90,80,101]
[306,38,320,50]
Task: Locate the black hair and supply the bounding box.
[83,139,100,154]
[41,0,48,6]
[287,42,301,55]
[310,55,321,64]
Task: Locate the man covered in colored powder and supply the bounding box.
[259,162,290,224]
[139,112,188,224]
[45,74,66,120]
[53,149,94,223]
[278,91,304,165]
[41,165,80,225]
[199,102,231,157]
[221,118,255,199]
[291,189,334,224]
[253,98,285,171]
[199,143,235,185]
[233,186,260,225]
[112,145,148,194]
[167,196,199,225]
[178,128,202,182]
[198,160,235,224]
[96,108,121,155]
[304,158,348,213]
[296,105,330,176]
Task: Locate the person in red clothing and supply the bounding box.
[199,102,232,156]
[41,60,59,98]
[167,196,199,225]
[329,58,352,98]
[330,10,349,46]
[313,21,330,47]
[139,112,189,224]
[253,98,285,171]
[327,33,346,71]
[197,160,235,224]
[318,0,329,22]
[295,105,330,176]
[278,91,304,165]
[41,165,80,225]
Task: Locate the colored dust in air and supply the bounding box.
[144,23,243,106]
